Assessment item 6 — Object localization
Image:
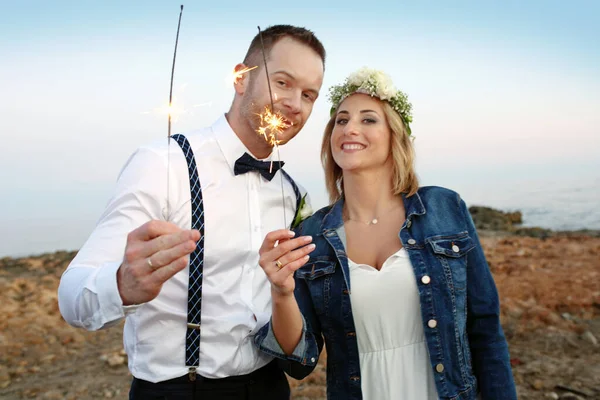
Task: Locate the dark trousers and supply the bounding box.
[129,361,290,400]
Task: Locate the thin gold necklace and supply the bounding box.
[343,204,402,226]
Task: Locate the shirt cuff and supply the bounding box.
[95,261,141,322]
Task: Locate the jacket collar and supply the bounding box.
[320,190,427,233]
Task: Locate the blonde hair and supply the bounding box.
[321,99,419,204]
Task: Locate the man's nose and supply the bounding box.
[280,91,302,114]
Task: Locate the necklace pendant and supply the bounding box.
[371,218,378,225]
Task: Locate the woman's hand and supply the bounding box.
[259,229,315,296]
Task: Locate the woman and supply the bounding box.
[254,67,517,399]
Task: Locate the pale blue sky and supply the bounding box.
[1,1,599,256]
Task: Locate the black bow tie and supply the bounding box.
[234,152,285,181]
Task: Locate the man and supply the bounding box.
[58,25,326,399]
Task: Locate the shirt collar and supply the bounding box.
[212,113,275,175]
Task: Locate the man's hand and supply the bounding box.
[117,221,201,306]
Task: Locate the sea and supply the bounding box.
[1,174,599,258]
[453,174,600,231]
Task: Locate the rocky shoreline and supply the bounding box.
[469,205,600,238]
[0,207,599,399]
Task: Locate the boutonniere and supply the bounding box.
[292,194,313,229]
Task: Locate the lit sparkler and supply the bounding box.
[256,26,288,228]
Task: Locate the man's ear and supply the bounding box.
[233,63,254,95]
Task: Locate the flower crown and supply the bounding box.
[328,67,413,135]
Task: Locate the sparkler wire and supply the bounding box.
[166,5,184,220]
[257,26,287,228]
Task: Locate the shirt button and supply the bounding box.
[310,357,316,363]
[421,275,431,285]
[347,332,356,337]
[350,376,360,381]
[452,244,460,253]
[407,239,416,245]
[428,319,438,328]
[436,363,444,373]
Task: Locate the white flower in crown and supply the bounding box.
[373,70,394,98]
[328,67,413,135]
[347,67,372,86]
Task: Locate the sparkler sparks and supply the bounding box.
[255,105,291,147]
[141,95,212,123]
[230,65,258,85]
[141,97,186,123]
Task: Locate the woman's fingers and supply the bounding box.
[272,235,313,260]
[259,235,313,274]
[259,229,296,255]
[278,254,311,277]
[276,243,316,270]
[258,229,316,294]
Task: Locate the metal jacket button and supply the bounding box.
[407,239,416,245]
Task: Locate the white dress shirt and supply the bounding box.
[58,114,304,382]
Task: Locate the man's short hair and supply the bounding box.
[243,25,326,68]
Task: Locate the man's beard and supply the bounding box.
[240,97,264,137]
[240,93,299,147]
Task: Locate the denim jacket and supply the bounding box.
[254,186,517,400]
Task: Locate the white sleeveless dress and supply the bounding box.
[348,247,439,400]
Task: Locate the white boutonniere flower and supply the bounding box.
[292,194,313,229]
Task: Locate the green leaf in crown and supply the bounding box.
[327,67,413,136]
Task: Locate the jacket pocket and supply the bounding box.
[427,233,475,258]
[295,257,336,316]
[296,257,336,280]
[426,232,475,292]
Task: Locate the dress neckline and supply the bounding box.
[348,247,407,272]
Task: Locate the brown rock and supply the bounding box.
[532,379,545,390]
[506,304,525,319]
[558,394,584,400]
[581,331,598,346]
[42,390,65,400]
[40,354,56,363]
[106,354,126,367]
